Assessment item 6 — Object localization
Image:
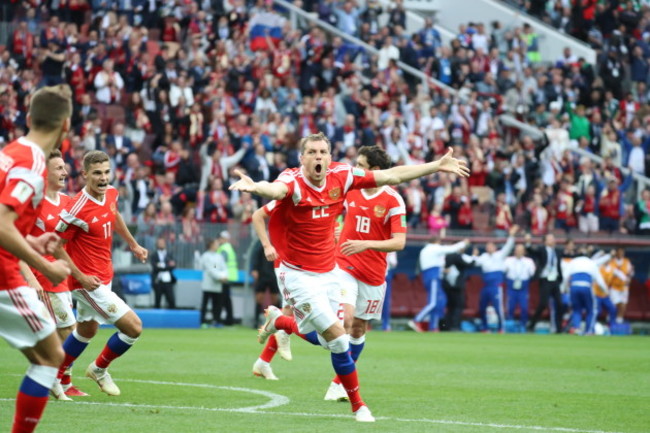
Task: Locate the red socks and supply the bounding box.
[95,346,120,369]
[12,393,48,433]
[337,370,364,412]
[260,334,278,362]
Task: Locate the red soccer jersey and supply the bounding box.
[274,162,376,273]
[29,192,71,292]
[56,186,119,287]
[336,187,407,285]
[263,200,287,269]
[0,137,47,290]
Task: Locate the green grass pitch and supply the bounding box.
[1,328,648,433]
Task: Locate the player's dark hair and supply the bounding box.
[48,149,63,161]
[358,145,392,170]
[29,85,72,132]
[299,131,331,154]
[83,150,110,172]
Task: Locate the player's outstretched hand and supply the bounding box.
[131,244,148,263]
[263,244,279,262]
[436,148,470,177]
[228,169,256,193]
[43,259,71,286]
[340,239,369,256]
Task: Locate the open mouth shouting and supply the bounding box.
[315,163,323,174]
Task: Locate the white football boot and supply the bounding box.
[252,359,279,380]
[258,306,282,344]
[324,381,349,401]
[85,362,121,396]
[275,330,292,361]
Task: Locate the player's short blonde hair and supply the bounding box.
[299,131,331,154]
[48,149,63,161]
[29,85,72,132]
[83,150,110,172]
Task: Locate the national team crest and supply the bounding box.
[58,312,68,322]
[374,205,387,218]
[107,304,118,313]
[329,187,341,200]
[302,303,312,313]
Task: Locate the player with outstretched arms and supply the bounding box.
[54,150,148,397]
[230,132,469,422]
[324,145,407,401]
[0,85,73,433]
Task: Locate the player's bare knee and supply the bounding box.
[350,324,365,339]
[76,320,99,339]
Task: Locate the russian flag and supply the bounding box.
[249,11,286,51]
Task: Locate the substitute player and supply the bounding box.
[0,85,72,433]
[23,149,88,399]
[324,145,407,401]
[55,150,148,396]
[231,132,469,422]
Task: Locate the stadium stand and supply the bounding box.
[1,0,649,328]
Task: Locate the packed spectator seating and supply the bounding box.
[1,0,649,253]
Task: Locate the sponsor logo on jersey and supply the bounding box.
[374,205,387,218]
[47,214,55,220]
[92,216,99,223]
[102,213,109,218]
[360,206,369,210]
[349,201,356,207]
[55,221,68,232]
[329,187,341,200]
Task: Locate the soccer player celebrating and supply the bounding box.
[324,145,407,401]
[230,132,468,422]
[55,150,148,396]
[0,85,72,433]
[22,149,88,400]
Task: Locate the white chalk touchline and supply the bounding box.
[0,398,624,433]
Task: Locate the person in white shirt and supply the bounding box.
[408,238,470,332]
[562,251,609,335]
[504,244,536,330]
[469,225,519,333]
[195,238,228,328]
[94,59,124,104]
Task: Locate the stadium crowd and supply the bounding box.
[1,0,650,251]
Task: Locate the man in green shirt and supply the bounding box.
[217,231,238,325]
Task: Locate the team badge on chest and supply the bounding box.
[374,205,387,218]
[328,187,341,200]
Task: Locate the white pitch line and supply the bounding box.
[116,379,289,412]
[0,398,625,433]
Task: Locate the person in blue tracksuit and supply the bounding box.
[562,252,609,335]
[470,225,519,332]
[409,237,470,332]
[381,252,398,331]
[504,244,536,330]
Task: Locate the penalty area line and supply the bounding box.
[0,398,624,433]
